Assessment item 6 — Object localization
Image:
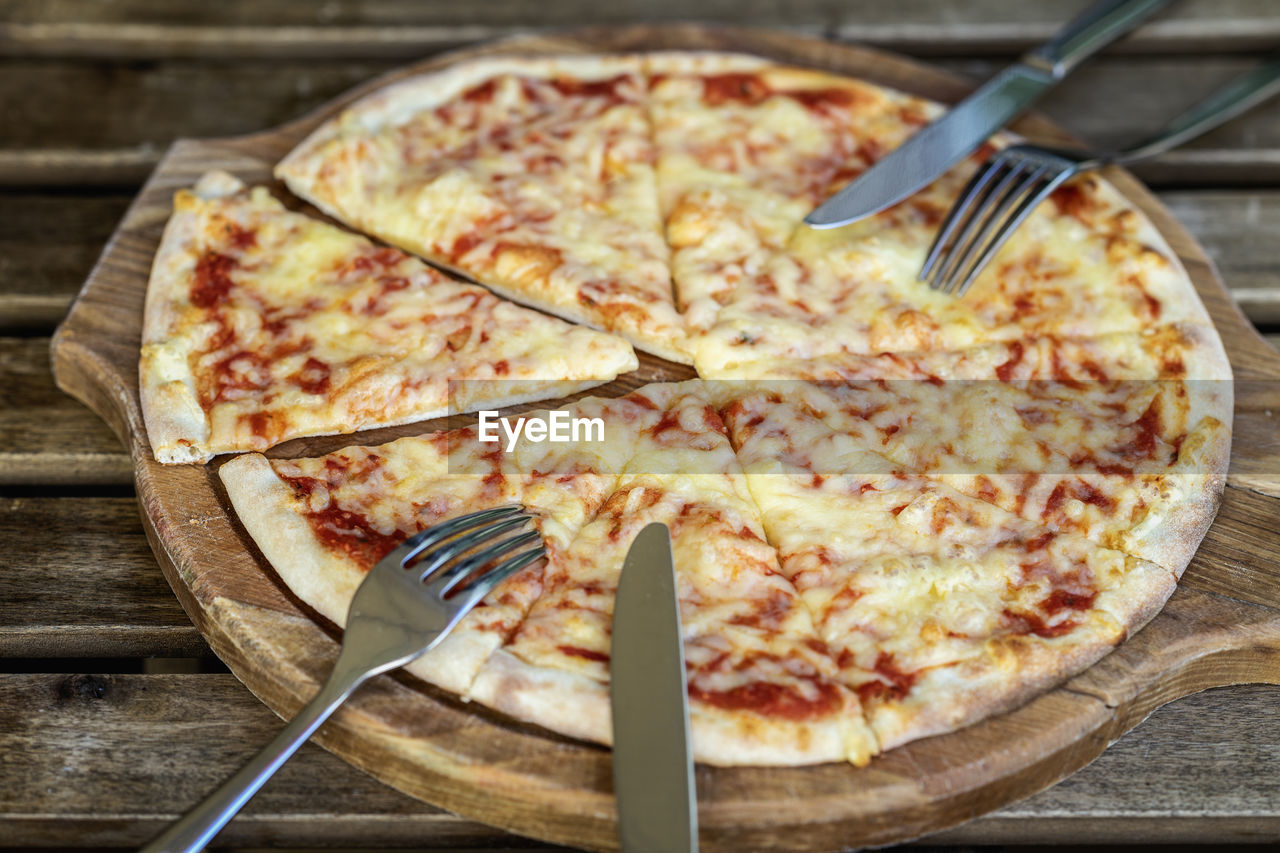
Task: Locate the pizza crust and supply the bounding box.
[469,650,864,767]
[869,557,1176,750]
[140,172,241,463]
[218,452,364,629]
[218,452,534,694]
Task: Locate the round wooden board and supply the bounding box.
[52,25,1280,852]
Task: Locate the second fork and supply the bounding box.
[921,60,1280,296]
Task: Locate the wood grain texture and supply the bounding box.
[0,338,130,486]
[0,195,131,332]
[2,673,1278,848]
[47,28,1280,851]
[6,54,1280,186]
[0,497,205,657]
[3,0,1278,59]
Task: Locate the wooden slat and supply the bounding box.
[0,497,205,658]
[0,60,390,154]
[1,671,1276,847]
[0,193,131,332]
[1164,192,1280,325]
[4,55,1280,186]
[5,190,1278,336]
[950,55,1280,187]
[0,338,130,485]
[1,0,1278,60]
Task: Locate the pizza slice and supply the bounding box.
[276,56,689,363]
[217,391,653,694]
[719,389,1177,749]
[141,171,637,464]
[469,381,877,766]
[643,56,1212,375]
[791,327,1232,572]
[645,52,944,337]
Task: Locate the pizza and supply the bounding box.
[220,382,874,764]
[716,388,1180,748]
[276,56,689,363]
[140,170,636,463]
[155,50,1233,766]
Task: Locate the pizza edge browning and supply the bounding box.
[470,647,863,767]
[1141,325,1233,577]
[866,555,1178,751]
[140,171,243,464]
[218,451,528,694]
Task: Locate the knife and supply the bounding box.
[804,0,1177,229]
[610,522,697,853]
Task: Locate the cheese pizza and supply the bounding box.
[277,56,689,363]
[140,171,636,463]
[162,50,1233,766]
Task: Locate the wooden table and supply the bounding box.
[3,2,1280,849]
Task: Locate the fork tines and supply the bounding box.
[919,145,1075,296]
[391,505,545,605]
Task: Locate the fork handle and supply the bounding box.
[139,660,369,853]
[1115,61,1280,164]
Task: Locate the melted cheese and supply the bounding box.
[140,173,637,462]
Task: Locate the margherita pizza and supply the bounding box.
[140,171,636,463]
[145,51,1233,766]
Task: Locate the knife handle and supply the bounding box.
[1025,0,1175,79]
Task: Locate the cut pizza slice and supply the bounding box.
[469,381,877,766]
[643,56,1212,375]
[645,52,946,338]
[691,171,1214,376]
[719,389,1177,749]
[277,56,689,363]
[788,326,1232,573]
[217,391,651,695]
[140,171,637,464]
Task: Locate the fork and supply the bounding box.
[920,60,1280,296]
[141,505,544,853]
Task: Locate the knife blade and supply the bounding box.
[610,522,697,853]
[804,0,1177,228]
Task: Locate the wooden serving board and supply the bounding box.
[52,25,1280,852]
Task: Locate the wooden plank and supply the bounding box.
[4,55,1280,186]
[950,55,1280,186]
[0,194,131,332]
[1,672,1276,847]
[0,497,206,658]
[0,60,390,153]
[1,0,1277,59]
[0,672,547,849]
[1164,193,1280,326]
[0,338,130,485]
